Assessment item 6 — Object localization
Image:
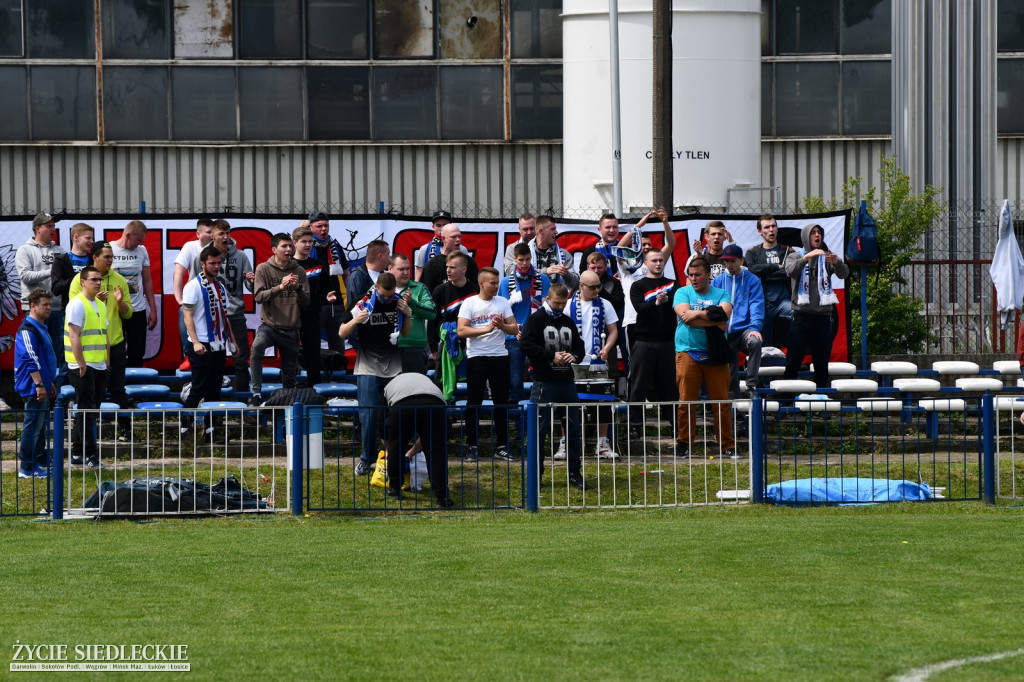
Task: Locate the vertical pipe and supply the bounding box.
[750,394,764,503]
[52,403,65,520]
[860,265,868,368]
[652,0,673,211]
[526,399,539,512]
[982,391,994,504]
[608,0,623,216]
[291,402,304,515]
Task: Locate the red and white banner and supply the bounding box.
[0,211,849,370]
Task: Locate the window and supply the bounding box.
[511,0,562,58]
[374,0,433,58]
[173,0,234,58]
[0,0,23,57]
[0,66,28,139]
[239,0,302,59]
[104,67,169,140]
[102,0,170,59]
[27,0,94,58]
[768,0,890,55]
[307,0,368,59]
[30,66,96,140]
[775,0,835,54]
[998,0,1024,52]
[307,66,370,139]
[774,62,839,136]
[440,0,500,59]
[239,67,303,140]
[373,66,437,139]
[998,59,1024,134]
[440,66,502,139]
[172,67,237,140]
[841,0,891,55]
[841,61,890,134]
[511,65,562,139]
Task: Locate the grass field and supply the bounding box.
[4,502,1024,680]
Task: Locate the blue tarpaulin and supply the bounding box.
[765,478,932,504]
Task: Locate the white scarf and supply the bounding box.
[798,255,837,306]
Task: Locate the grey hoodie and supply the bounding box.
[253,256,310,329]
[218,239,255,317]
[783,224,849,315]
[15,237,67,309]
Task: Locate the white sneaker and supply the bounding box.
[596,437,618,459]
[0,398,10,411]
[553,438,567,460]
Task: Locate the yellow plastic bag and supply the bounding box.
[370,450,411,489]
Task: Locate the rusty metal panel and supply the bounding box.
[439,0,501,59]
[174,0,234,58]
[374,0,433,57]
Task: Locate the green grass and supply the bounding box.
[3,502,1024,680]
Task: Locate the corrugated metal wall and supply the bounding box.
[2,138,1022,217]
[0,143,563,218]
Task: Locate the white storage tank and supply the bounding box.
[562,0,762,214]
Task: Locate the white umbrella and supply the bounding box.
[988,199,1024,330]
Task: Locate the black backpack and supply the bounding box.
[846,201,881,267]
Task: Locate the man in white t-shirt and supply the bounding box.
[572,271,619,459]
[111,219,157,367]
[457,267,518,461]
[182,245,238,439]
[172,219,215,370]
[65,266,110,469]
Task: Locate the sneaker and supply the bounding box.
[386,488,402,500]
[0,398,11,411]
[33,466,49,478]
[70,455,84,466]
[85,457,100,470]
[596,437,618,459]
[568,473,584,489]
[354,460,371,476]
[18,469,35,479]
[495,446,514,460]
[724,448,739,459]
[248,394,263,407]
[553,438,567,460]
[464,446,479,462]
[674,441,689,458]
[178,358,191,371]
[117,429,134,443]
[435,495,455,509]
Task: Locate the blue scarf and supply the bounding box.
[424,236,444,261]
[506,266,543,309]
[198,273,229,348]
[570,292,605,363]
[594,243,620,276]
[356,288,404,340]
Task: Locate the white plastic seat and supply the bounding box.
[871,361,918,375]
[954,377,1003,392]
[831,378,878,392]
[856,399,904,412]
[892,378,941,392]
[757,365,786,376]
[733,400,780,413]
[811,361,857,376]
[992,360,1021,375]
[769,379,818,393]
[995,396,1024,410]
[918,398,967,412]
[932,360,979,375]
[796,400,842,413]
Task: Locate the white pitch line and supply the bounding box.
[892,648,1024,682]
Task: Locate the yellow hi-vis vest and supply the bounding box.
[64,293,108,366]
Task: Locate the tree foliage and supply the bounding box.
[803,155,946,356]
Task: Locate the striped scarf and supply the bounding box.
[506,266,543,309]
[356,287,404,343]
[199,272,229,349]
[571,292,605,363]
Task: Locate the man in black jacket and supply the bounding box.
[519,284,586,489]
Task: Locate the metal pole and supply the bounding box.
[52,403,65,520]
[860,265,868,368]
[652,0,673,211]
[609,0,623,216]
[750,394,764,503]
[526,399,539,512]
[982,391,995,504]
[291,402,304,515]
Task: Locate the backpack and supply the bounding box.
[846,201,880,267]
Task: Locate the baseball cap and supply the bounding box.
[307,210,329,223]
[720,244,744,260]
[431,210,453,222]
[91,241,112,256]
[33,213,57,227]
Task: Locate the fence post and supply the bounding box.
[52,403,65,521]
[525,399,539,512]
[983,391,995,505]
[750,394,764,503]
[291,402,305,516]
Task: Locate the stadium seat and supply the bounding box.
[124,367,160,383]
[831,378,878,393]
[125,384,172,400]
[932,360,979,375]
[855,399,903,412]
[954,377,1003,392]
[892,378,941,392]
[811,361,857,376]
[993,360,1021,375]
[769,379,817,393]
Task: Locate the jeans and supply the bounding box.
[228,315,251,392]
[47,308,67,391]
[250,325,299,395]
[728,328,763,396]
[505,338,526,404]
[357,374,394,465]
[19,395,49,472]
[762,297,793,348]
[531,380,582,478]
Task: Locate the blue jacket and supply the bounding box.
[15,315,57,398]
[498,269,551,340]
[712,268,765,334]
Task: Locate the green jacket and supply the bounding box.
[397,280,436,350]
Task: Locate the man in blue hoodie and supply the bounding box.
[711,244,766,398]
[15,289,58,478]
